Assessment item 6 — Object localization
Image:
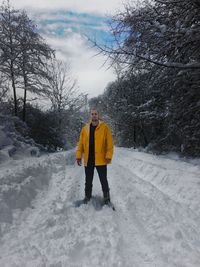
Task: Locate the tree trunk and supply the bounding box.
[140,123,148,147]
[11,64,18,116]
[133,126,136,148]
[23,71,28,122]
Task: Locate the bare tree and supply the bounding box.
[45,59,86,127]
[0,1,21,115]
[17,11,53,122]
[0,1,54,120]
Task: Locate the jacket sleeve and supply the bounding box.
[76,128,84,159]
[105,126,114,159]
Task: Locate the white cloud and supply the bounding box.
[12,0,123,15]
[43,32,115,97]
[8,0,119,98]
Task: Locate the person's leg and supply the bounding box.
[84,165,95,200]
[96,165,110,203]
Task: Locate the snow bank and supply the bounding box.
[116,147,200,214]
[0,114,42,164]
[0,113,77,235]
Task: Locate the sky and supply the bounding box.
[10,0,125,98]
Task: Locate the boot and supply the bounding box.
[103,191,110,205]
[83,196,90,204]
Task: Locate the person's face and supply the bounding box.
[90,110,99,122]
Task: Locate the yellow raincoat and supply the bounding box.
[76,120,114,166]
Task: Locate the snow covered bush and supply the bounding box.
[0,113,42,163]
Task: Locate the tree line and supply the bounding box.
[92,0,200,156]
[0,1,87,151]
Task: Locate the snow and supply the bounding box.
[0,114,42,164]
[0,147,200,266]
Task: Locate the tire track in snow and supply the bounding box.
[115,148,200,214]
[0,161,123,267]
[109,165,167,267]
[109,160,200,267]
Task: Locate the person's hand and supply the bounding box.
[105,158,111,164]
[76,159,82,166]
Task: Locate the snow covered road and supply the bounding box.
[0,148,200,267]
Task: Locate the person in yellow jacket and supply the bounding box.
[76,108,114,204]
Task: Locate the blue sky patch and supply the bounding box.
[35,10,115,46]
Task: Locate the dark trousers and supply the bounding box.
[84,165,109,199]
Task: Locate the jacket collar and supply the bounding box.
[85,120,103,133]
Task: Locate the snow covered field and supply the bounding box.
[0,147,200,267]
